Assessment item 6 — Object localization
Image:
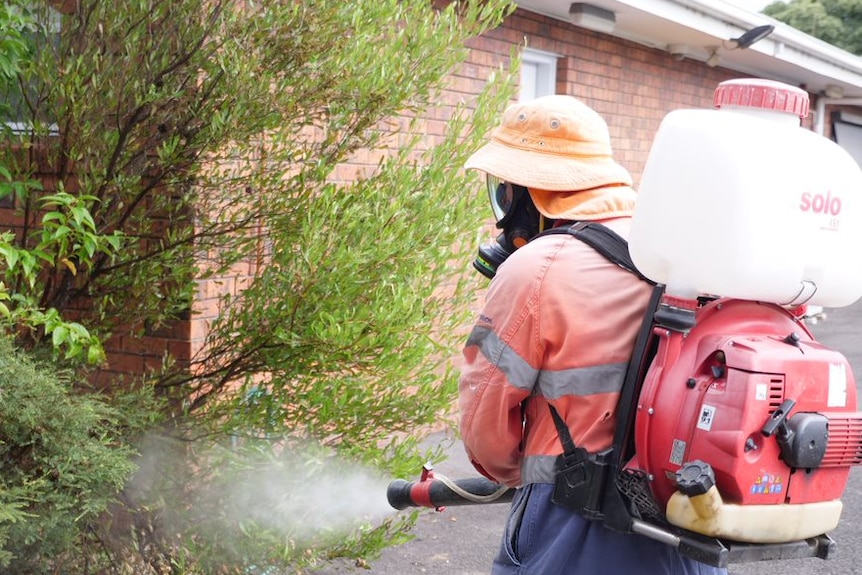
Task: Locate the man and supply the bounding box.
[459,95,725,574]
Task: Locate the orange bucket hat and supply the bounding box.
[465,95,635,220]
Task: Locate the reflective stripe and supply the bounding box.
[522,454,558,484]
[537,362,627,400]
[467,325,539,391]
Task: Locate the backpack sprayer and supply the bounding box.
[387,297,862,566]
[387,79,862,568]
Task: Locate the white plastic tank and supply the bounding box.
[629,78,862,307]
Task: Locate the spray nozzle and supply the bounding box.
[386,465,512,511]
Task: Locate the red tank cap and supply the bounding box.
[713,78,810,119]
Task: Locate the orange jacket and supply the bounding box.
[459,217,654,487]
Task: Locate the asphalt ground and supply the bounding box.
[312,298,862,575]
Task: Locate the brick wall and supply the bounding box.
[93,5,830,382]
[467,8,773,186]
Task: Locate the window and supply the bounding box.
[1,4,61,135]
[831,111,862,168]
[519,48,559,102]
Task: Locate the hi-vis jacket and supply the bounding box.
[459,217,654,487]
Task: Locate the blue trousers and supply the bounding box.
[492,483,728,575]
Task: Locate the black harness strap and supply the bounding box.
[538,221,652,283]
[537,221,665,529]
[548,401,590,466]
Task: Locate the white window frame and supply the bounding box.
[519,48,559,102]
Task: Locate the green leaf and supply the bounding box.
[87,343,105,365]
[51,325,69,347]
[1,246,18,271]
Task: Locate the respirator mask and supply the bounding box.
[472,176,549,279]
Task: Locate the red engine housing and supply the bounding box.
[635,298,862,510]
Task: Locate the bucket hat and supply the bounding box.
[466,95,634,220]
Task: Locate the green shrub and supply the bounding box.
[0,0,518,571]
[0,336,136,573]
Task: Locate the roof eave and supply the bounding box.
[515,0,862,99]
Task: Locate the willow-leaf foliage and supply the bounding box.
[1,0,517,571]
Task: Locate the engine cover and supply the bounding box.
[635,298,862,511]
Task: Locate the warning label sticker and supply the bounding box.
[670,439,686,466]
[697,405,716,431]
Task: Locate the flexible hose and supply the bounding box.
[432,472,511,503]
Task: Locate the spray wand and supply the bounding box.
[386,463,513,511]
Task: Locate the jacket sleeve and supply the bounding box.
[458,247,547,487]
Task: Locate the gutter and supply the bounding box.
[636,0,862,87]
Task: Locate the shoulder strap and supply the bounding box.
[602,284,664,531]
[539,220,661,461]
[537,221,654,284]
[540,222,665,515]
